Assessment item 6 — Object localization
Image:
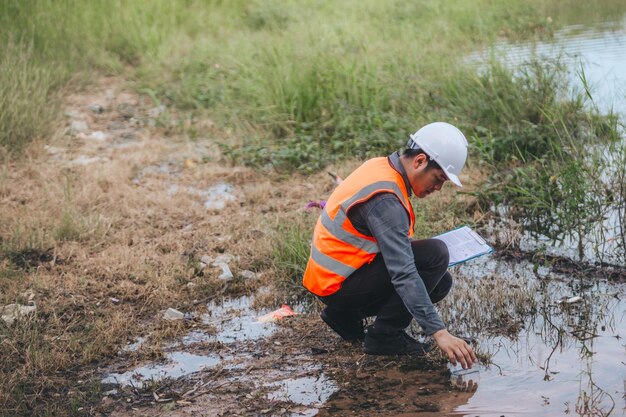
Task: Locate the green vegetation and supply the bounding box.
[0,0,576,155]
[272,214,317,299]
[2,1,626,415]
[0,0,207,151]
[438,61,623,261]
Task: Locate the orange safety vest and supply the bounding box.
[302,157,415,296]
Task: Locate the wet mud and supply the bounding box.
[41,55,625,416]
[102,253,625,416]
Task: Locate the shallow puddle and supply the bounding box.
[103,293,281,387]
[322,255,625,416]
[449,295,624,415]
[200,294,278,343]
[102,352,221,387]
[267,374,338,407]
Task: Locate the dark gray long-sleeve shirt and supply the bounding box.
[347,152,446,335]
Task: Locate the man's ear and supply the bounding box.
[413,153,429,170]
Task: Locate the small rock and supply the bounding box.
[213,254,234,264]
[217,263,233,281]
[147,105,166,118]
[44,145,65,155]
[163,308,184,321]
[240,270,256,280]
[70,120,89,134]
[186,282,197,288]
[110,297,120,304]
[1,303,37,325]
[203,183,236,210]
[88,103,105,114]
[200,255,212,265]
[69,156,107,166]
[87,131,108,142]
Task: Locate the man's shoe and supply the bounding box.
[320,308,365,342]
[363,326,431,356]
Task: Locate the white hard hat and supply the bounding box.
[407,122,468,187]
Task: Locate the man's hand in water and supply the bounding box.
[433,329,478,369]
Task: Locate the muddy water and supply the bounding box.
[102,255,624,416]
[321,256,625,416]
[102,293,279,388]
[447,258,625,416]
[102,352,222,387]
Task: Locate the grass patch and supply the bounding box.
[138,0,587,171]
[0,0,210,153]
[0,41,59,152]
[272,213,317,300]
[435,59,624,261]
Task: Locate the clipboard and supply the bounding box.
[432,225,494,266]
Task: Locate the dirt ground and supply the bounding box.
[8,76,623,417]
[1,78,481,416]
[104,315,477,417]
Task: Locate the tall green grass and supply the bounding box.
[140,0,569,171]
[0,0,623,158]
[3,0,625,157]
[272,215,316,299]
[0,0,212,151]
[436,60,623,261]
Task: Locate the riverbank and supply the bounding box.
[1,2,626,416]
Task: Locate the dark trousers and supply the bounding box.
[319,239,452,332]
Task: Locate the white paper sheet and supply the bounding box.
[433,226,493,266]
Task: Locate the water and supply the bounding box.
[200,294,278,343]
[102,352,221,387]
[471,17,626,116]
[471,15,626,266]
[451,289,624,415]
[103,293,280,387]
[100,257,623,415]
[322,255,625,416]
[450,256,625,415]
[267,374,338,406]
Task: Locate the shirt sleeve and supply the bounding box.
[352,193,446,335]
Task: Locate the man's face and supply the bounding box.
[408,154,448,198]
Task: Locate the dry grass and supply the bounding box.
[0,78,326,416]
[0,75,489,415]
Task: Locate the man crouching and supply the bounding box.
[303,122,477,369]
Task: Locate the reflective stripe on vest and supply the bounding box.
[302,157,415,296]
